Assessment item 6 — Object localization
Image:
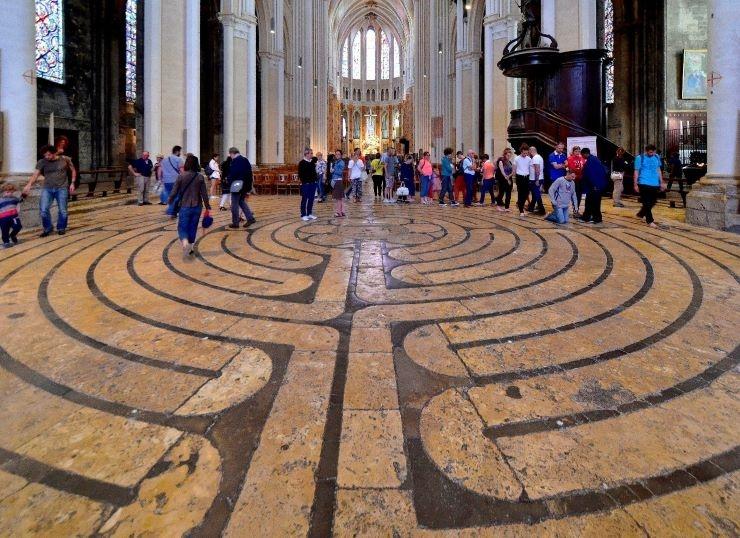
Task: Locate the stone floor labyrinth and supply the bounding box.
[0,195,738,536]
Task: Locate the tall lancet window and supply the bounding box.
[125,0,138,102]
[603,0,614,104]
[341,37,349,78]
[351,32,361,80]
[35,0,65,83]
[380,31,390,80]
[393,38,400,78]
[366,28,376,80]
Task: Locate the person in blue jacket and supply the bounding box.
[578,147,607,224]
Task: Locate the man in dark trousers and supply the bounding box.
[579,147,607,224]
[128,150,154,205]
[227,147,256,229]
[298,148,318,221]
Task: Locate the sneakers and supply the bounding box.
[2,242,12,249]
[228,224,240,229]
[450,202,459,207]
[40,230,52,238]
[245,217,257,226]
[58,230,66,235]
[308,215,318,220]
[439,203,448,207]
[301,216,310,221]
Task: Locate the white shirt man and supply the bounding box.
[348,155,365,179]
[529,150,544,182]
[514,151,532,177]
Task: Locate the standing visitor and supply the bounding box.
[348,149,365,203]
[298,148,318,221]
[161,146,184,216]
[567,145,585,215]
[495,147,514,212]
[453,150,466,203]
[23,145,76,237]
[439,147,457,206]
[400,155,415,200]
[168,155,210,256]
[431,165,442,201]
[315,152,327,203]
[0,183,23,247]
[611,146,629,207]
[634,144,666,228]
[548,142,567,186]
[478,154,496,206]
[528,146,546,214]
[546,170,578,224]
[514,143,532,217]
[207,153,221,198]
[666,151,684,195]
[462,149,477,207]
[227,147,256,229]
[371,153,385,199]
[219,155,232,211]
[382,148,399,203]
[128,150,154,206]
[331,150,346,217]
[578,148,607,224]
[417,151,433,204]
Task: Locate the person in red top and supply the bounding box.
[566,145,586,214]
[477,154,496,205]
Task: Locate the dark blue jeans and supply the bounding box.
[463,174,475,206]
[177,206,201,243]
[439,175,453,203]
[0,216,22,243]
[164,183,177,215]
[39,187,69,232]
[528,180,545,212]
[479,179,495,204]
[301,183,316,217]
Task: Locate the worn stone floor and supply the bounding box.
[0,191,738,537]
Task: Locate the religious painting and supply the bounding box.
[682,49,707,100]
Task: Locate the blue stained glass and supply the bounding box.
[125,0,137,102]
[35,0,65,84]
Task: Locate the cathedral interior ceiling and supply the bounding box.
[329,0,413,46]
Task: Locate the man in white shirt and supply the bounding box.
[528,145,546,215]
[514,144,532,217]
[347,149,365,202]
[462,149,477,207]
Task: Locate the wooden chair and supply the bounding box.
[276,174,290,195]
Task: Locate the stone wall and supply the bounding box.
[665,0,708,112]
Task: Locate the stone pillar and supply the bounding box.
[185,0,200,158]
[686,0,740,231]
[143,0,162,155]
[0,0,36,179]
[483,21,495,157]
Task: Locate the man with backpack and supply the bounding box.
[161,146,184,215]
[227,147,256,229]
[634,144,666,228]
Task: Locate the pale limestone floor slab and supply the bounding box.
[0,193,738,536]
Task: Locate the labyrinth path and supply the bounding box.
[0,195,738,536]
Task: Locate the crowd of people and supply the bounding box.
[0,140,671,250]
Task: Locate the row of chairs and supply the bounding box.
[251,170,351,195]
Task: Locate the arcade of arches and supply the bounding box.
[0,0,739,536]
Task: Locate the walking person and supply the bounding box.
[0,183,23,248]
[227,147,256,229]
[439,147,457,206]
[219,155,232,211]
[477,154,496,206]
[462,149,477,207]
[527,146,546,214]
[546,170,578,224]
[128,150,154,206]
[371,153,385,199]
[514,143,532,217]
[634,144,666,228]
[315,152,327,203]
[495,147,514,212]
[161,146,184,216]
[579,148,607,224]
[298,148,318,221]
[567,145,585,215]
[400,155,415,201]
[611,146,629,207]
[348,149,365,203]
[23,145,76,237]
[417,151,433,204]
[331,150,346,217]
[382,148,399,203]
[168,154,211,256]
[207,153,222,198]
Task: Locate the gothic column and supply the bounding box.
[0,0,36,179]
[483,20,495,156]
[311,0,328,156]
[686,0,739,231]
[185,0,200,157]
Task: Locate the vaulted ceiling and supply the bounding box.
[328,0,414,49]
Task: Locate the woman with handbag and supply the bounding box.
[611,146,629,207]
[168,155,211,256]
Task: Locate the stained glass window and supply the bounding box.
[125,0,137,102]
[366,28,376,81]
[341,38,349,78]
[380,31,390,80]
[381,112,389,138]
[353,111,360,138]
[393,38,400,78]
[604,0,614,104]
[35,0,65,83]
[351,32,361,80]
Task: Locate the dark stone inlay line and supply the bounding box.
[422,229,520,276]
[0,447,136,506]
